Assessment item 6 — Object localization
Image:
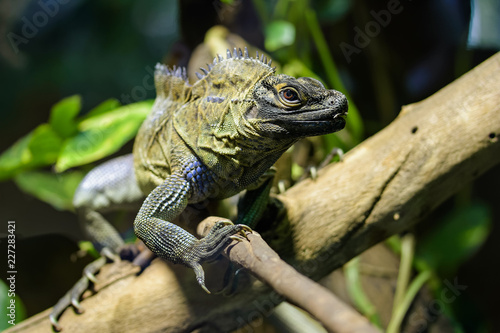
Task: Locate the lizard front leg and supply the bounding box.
[134,172,250,293]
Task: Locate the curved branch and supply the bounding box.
[197,216,380,332]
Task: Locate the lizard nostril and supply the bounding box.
[334,95,348,114]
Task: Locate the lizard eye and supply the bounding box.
[278,87,301,107]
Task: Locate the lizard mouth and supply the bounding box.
[278,101,348,136]
[291,117,346,133]
[271,110,346,137]
[286,105,348,124]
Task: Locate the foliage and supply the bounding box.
[385,202,491,332]
[0,96,152,210]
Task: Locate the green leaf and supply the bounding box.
[28,123,63,165]
[14,170,84,211]
[78,241,100,258]
[0,123,63,181]
[387,271,432,333]
[55,100,153,172]
[49,95,82,138]
[81,98,121,120]
[265,20,296,51]
[344,257,382,328]
[415,202,492,275]
[0,133,33,181]
[0,95,80,181]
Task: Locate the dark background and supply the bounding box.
[0,0,498,331]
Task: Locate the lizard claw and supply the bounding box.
[239,225,252,232]
[229,234,246,242]
[83,249,119,282]
[297,147,345,182]
[192,263,211,294]
[318,147,344,170]
[238,225,252,239]
[309,166,318,180]
[214,220,235,228]
[184,222,253,292]
[234,228,251,240]
[50,274,91,330]
[49,248,118,331]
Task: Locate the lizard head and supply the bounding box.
[246,74,348,138]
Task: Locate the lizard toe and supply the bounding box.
[181,222,253,292]
[49,249,115,331]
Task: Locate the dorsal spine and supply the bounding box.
[193,47,274,81]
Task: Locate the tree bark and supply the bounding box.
[7,52,500,333]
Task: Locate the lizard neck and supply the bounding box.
[193,137,294,191]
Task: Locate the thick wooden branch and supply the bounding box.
[8,53,500,333]
[277,51,500,279]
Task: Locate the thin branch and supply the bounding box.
[199,216,380,332]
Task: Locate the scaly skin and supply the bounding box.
[50,47,348,330]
